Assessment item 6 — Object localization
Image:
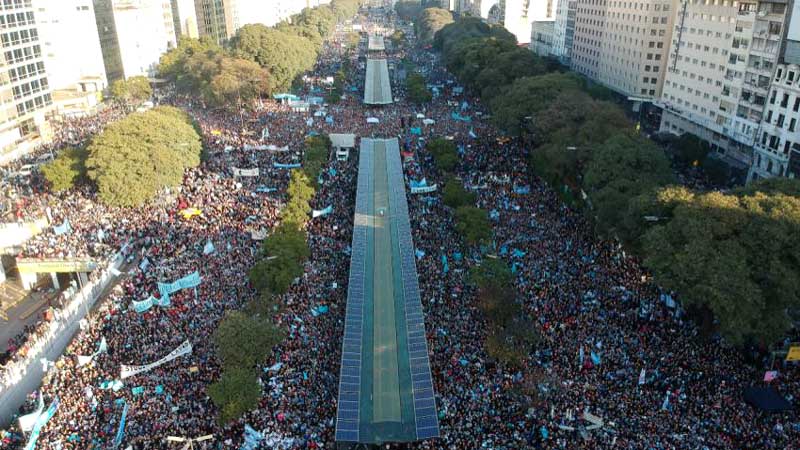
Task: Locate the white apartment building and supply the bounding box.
[660,0,791,167]
[749,2,800,180]
[237,0,305,28]
[33,0,106,91]
[551,0,576,63]
[93,0,177,81]
[572,0,677,100]
[0,0,53,162]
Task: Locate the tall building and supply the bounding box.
[93,0,177,82]
[748,3,800,180]
[660,0,792,167]
[0,0,53,161]
[531,19,556,56]
[194,0,238,45]
[33,0,106,91]
[572,0,678,100]
[171,0,199,38]
[551,0,576,64]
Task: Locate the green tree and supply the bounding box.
[395,1,423,20]
[416,8,454,44]
[208,366,262,424]
[231,25,318,92]
[303,135,331,182]
[158,37,222,86]
[214,310,285,369]
[583,133,675,236]
[673,133,711,167]
[208,57,272,106]
[455,206,492,246]
[85,107,201,206]
[249,254,304,295]
[442,176,476,208]
[109,76,152,105]
[642,187,800,345]
[262,222,310,263]
[427,138,459,173]
[406,72,432,104]
[40,147,87,192]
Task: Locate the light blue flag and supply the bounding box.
[24,397,59,450]
[415,249,425,259]
[590,351,601,365]
[410,127,422,135]
[203,239,215,255]
[53,219,71,236]
[240,424,263,450]
[441,255,449,274]
[113,400,128,448]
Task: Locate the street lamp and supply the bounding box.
[166,435,213,450]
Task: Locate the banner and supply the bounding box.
[451,112,471,122]
[24,397,59,450]
[513,185,531,195]
[132,297,154,313]
[179,207,202,220]
[18,394,44,433]
[120,340,192,379]
[53,219,71,235]
[233,167,260,177]
[273,162,301,169]
[786,346,800,361]
[410,178,427,189]
[113,400,128,448]
[240,424,263,450]
[255,186,278,193]
[410,184,437,194]
[312,205,333,218]
[251,229,268,240]
[157,271,201,300]
[410,127,422,135]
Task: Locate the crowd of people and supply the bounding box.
[0,6,796,450]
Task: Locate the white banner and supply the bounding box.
[251,229,268,240]
[410,184,438,194]
[233,167,260,177]
[17,395,44,432]
[120,340,192,379]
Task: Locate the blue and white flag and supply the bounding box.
[53,219,71,236]
[273,162,301,169]
[469,128,477,139]
[410,178,427,189]
[240,424,263,450]
[590,351,601,365]
[661,390,671,411]
[513,185,531,195]
[415,249,425,259]
[441,255,449,274]
[203,239,215,255]
[113,400,128,448]
[410,127,422,135]
[24,397,59,450]
[578,346,584,366]
[312,205,333,218]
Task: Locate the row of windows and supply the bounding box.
[607,1,671,11]
[0,0,32,11]
[8,60,43,82]
[0,11,33,28]
[15,91,50,116]
[11,75,46,100]
[2,43,39,64]
[1,27,37,47]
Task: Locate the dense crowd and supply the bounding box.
[0,8,796,450]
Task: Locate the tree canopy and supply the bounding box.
[40,147,87,192]
[214,310,285,369]
[455,206,492,246]
[641,183,800,345]
[231,25,318,93]
[427,138,458,173]
[85,106,201,207]
[416,8,454,44]
[109,76,152,105]
[208,366,262,424]
[406,72,432,104]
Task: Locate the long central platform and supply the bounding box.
[364,59,393,105]
[335,138,439,444]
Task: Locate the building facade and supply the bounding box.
[0,0,53,161]
[660,0,791,167]
[551,0,576,63]
[171,0,199,39]
[93,0,177,82]
[571,0,677,100]
[531,19,556,55]
[194,0,238,45]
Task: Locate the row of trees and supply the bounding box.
[415,8,454,44]
[159,0,361,106]
[41,106,202,206]
[435,18,800,345]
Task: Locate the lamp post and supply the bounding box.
[166,434,213,450]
